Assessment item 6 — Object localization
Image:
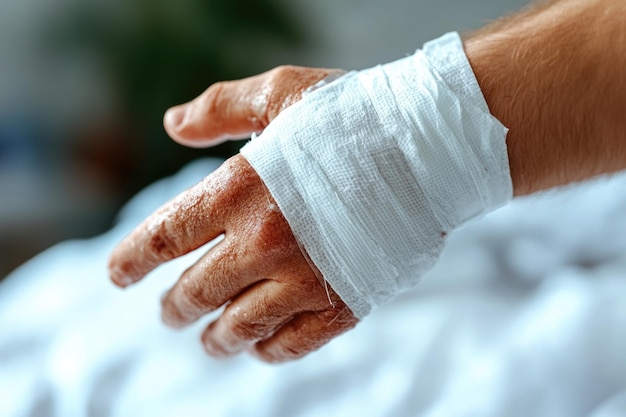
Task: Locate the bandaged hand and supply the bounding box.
[109,0,626,364]
[109,32,513,363]
[109,66,359,363]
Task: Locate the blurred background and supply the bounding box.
[0,0,530,279]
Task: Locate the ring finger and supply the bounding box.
[201,272,333,357]
[160,236,262,328]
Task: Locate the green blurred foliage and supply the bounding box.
[48,0,303,196]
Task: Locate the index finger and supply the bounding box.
[108,157,242,287]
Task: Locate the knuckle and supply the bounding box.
[251,210,298,259]
[253,342,303,364]
[144,197,200,261]
[179,275,214,312]
[146,221,180,261]
[212,156,257,206]
[202,332,229,358]
[230,321,257,342]
[161,284,203,328]
[269,65,301,82]
[226,310,264,342]
[148,233,176,259]
[265,65,306,120]
[277,340,309,360]
[202,81,227,115]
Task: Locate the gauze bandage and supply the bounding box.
[241,32,512,318]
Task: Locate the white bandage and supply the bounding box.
[241,32,512,318]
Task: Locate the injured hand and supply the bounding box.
[109,66,359,363]
[109,0,626,364]
[109,32,513,362]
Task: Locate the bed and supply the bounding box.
[2,158,626,417]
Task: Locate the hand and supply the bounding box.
[108,66,358,363]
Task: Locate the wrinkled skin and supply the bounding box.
[108,66,358,363]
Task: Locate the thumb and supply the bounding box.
[164,66,340,148]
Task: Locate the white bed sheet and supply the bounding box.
[1,158,626,417]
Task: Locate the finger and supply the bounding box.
[160,237,260,328]
[108,157,245,287]
[249,306,359,363]
[161,162,307,327]
[163,66,338,148]
[201,276,333,358]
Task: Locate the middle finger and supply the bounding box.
[201,270,333,357]
[160,236,262,328]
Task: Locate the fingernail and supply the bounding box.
[164,105,187,131]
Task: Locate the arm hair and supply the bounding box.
[464,0,626,195]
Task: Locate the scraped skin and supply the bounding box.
[110,66,358,363]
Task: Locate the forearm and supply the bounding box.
[464,0,626,196]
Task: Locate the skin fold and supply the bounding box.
[109,0,625,363]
